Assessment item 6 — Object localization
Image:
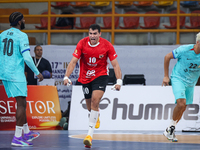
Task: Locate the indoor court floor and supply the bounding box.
[0,130,199,150]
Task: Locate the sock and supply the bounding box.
[169,120,177,128]
[23,123,30,134]
[15,126,23,138]
[88,110,91,118]
[87,110,98,138]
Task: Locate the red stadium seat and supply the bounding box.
[75,12,96,29]
[185,10,200,29]
[163,10,185,29]
[119,11,140,29]
[101,12,119,29]
[35,12,56,29]
[115,1,133,7]
[51,2,70,8]
[134,1,153,7]
[140,11,160,29]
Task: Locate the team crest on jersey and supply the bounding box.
[99,54,104,59]
[74,49,78,54]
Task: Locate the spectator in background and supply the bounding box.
[0,12,43,146]
[25,45,52,85]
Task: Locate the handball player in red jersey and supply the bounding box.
[63,24,122,148]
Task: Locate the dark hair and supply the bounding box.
[34,45,42,51]
[9,12,23,26]
[89,24,101,33]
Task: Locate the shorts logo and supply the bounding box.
[83,87,89,94]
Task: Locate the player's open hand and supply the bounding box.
[162,76,170,86]
[37,73,44,82]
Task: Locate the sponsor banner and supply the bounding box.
[29,45,179,111]
[0,85,62,130]
[30,45,79,111]
[69,86,200,131]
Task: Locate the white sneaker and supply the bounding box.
[163,125,178,142]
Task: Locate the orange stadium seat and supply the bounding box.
[163,10,185,29]
[35,12,56,29]
[185,10,200,29]
[101,12,119,29]
[119,11,140,29]
[0,8,40,24]
[70,2,90,7]
[90,2,110,7]
[140,11,160,29]
[154,1,173,7]
[75,12,96,29]
[115,1,133,7]
[28,37,36,45]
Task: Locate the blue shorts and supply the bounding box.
[171,77,194,105]
[2,81,27,98]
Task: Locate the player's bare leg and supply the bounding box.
[164,99,186,142]
[83,90,104,148]
[15,96,26,126]
[11,97,32,146]
[172,99,186,122]
[91,90,104,111]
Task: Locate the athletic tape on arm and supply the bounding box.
[111,79,122,90]
[63,76,72,87]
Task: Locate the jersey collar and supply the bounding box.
[88,37,100,47]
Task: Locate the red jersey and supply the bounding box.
[73,37,117,84]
